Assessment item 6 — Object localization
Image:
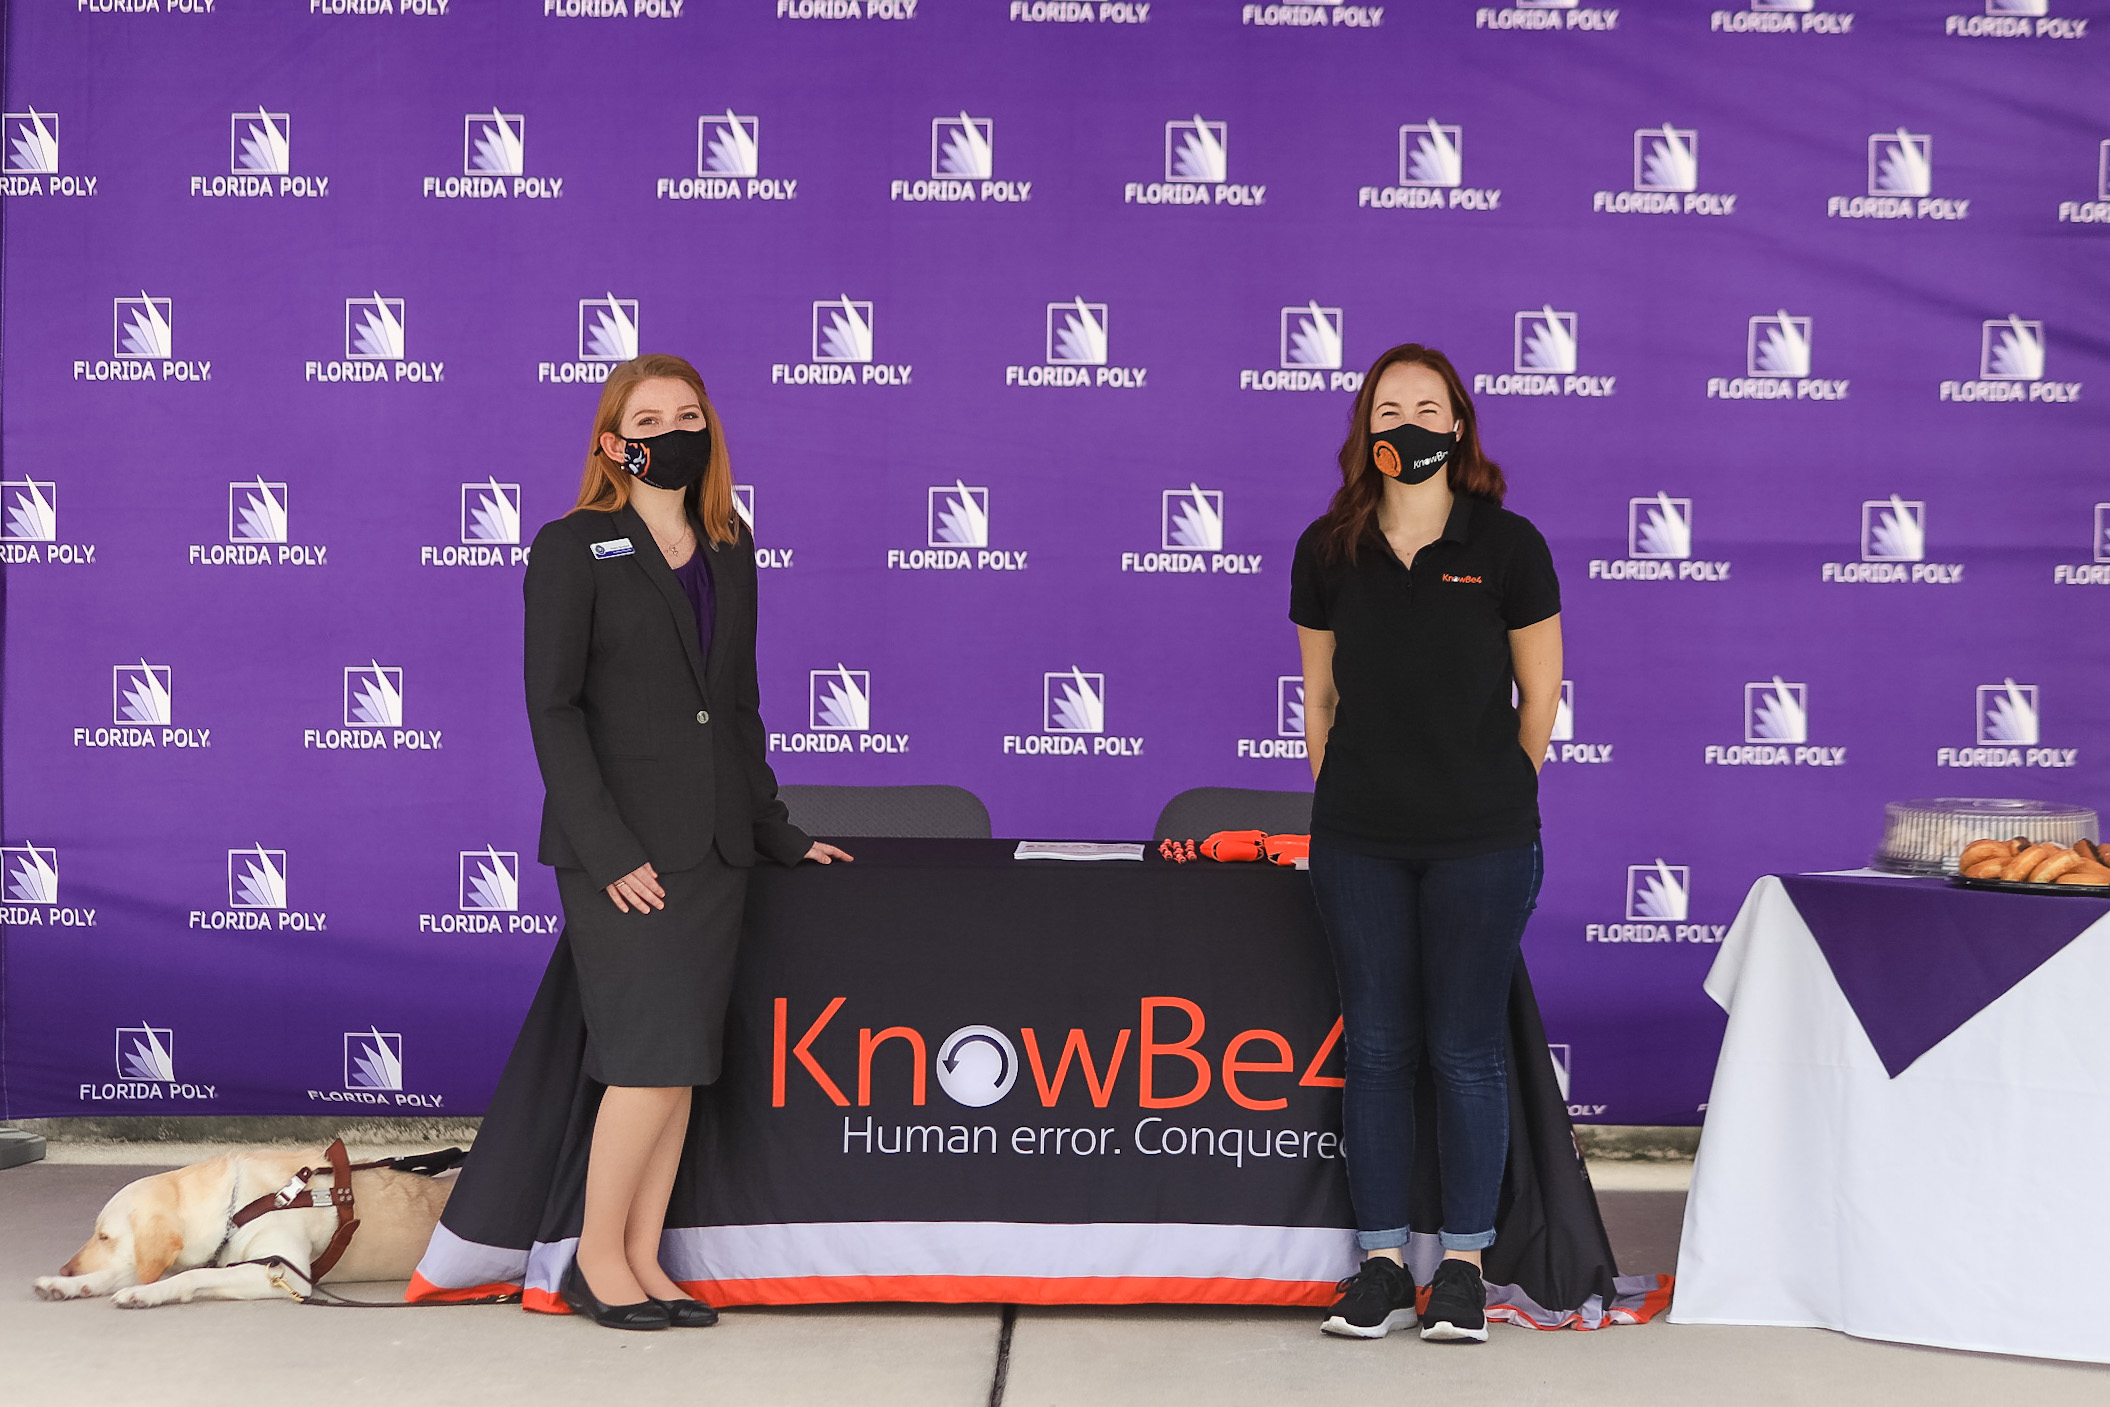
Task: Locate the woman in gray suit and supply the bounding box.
[524,353,850,1329]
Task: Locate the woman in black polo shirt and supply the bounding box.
[1290,343,1563,1344]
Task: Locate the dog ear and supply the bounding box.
[129,1207,185,1284]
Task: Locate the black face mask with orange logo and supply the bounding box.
[1369,422,1455,485]
[620,426,713,492]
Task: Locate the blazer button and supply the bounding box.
[696,710,710,725]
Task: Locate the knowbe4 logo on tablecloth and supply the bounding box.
[891,112,1032,203]
[769,667,911,756]
[1710,1,1856,37]
[887,482,1026,571]
[1945,0,2089,40]
[2,107,98,197]
[1119,485,1261,576]
[300,662,442,751]
[659,111,798,201]
[421,479,527,568]
[0,843,96,930]
[74,292,211,385]
[192,846,326,934]
[1820,496,1964,585]
[189,108,330,198]
[1704,677,1846,767]
[1586,862,1723,944]
[73,658,211,751]
[777,997,1349,1169]
[1125,115,1265,207]
[533,294,638,385]
[1705,311,1849,402]
[1938,679,2079,769]
[1239,303,1363,393]
[772,297,912,387]
[1592,124,1737,216]
[1236,675,1308,760]
[1828,129,1971,220]
[1586,494,1730,582]
[1003,669,1144,757]
[1940,316,2080,404]
[190,478,327,567]
[418,846,557,935]
[1006,298,1147,389]
[423,110,563,199]
[83,1024,214,1107]
[1476,307,1615,398]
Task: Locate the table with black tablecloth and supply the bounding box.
[1675,873,2110,1362]
[412,839,1666,1327]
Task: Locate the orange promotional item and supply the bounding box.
[1199,830,1267,862]
[1263,834,1310,867]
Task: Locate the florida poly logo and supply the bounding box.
[1711,2,1857,35]
[1163,486,1224,551]
[459,847,520,911]
[1942,680,2076,768]
[114,295,173,359]
[1629,495,1691,559]
[1360,121,1500,212]
[1829,131,1967,220]
[660,112,796,202]
[117,1026,177,1083]
[112,661,173,726]
[810,667,872,730]
[1237,676,1306,759]
[345,1029,404,1091]
[579,296,639,361]
[1626,863,1690,922]
[1476,307,1614,399]
[2056,141,2110,224]
[1943,316,2077,404]
[466,111,524,176]
[343,663,404,728]
[934,1026,1019,1107]
[228,847,289,909]
[231,108,290,174]
[1243,303,1358,392]
[461,480,521,545]
[3,479,57,542]
[928,483,989,547]
[1946,1,2088,39]
[4,109,59,173]
[893,113,1030,203]
[1596,126,1737,215]
[1127,117,1264,206]
[1045,669,1106,733]
[1709,311,1847,402]
[346,295,406,360]
[1822,496,1961,584]
[1477,1,1623,32]
[228,479,289,544]
[814,298,873,363]
[1744,678,1807,744]
[1009,300,1146,389]
[3,844,60,906]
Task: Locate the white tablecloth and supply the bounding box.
[1672,875,2110,1363]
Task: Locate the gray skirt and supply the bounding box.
[556,849,749,1088]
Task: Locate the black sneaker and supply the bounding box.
[1321,1256,1416,1339]
[1419,1258,1489,1342]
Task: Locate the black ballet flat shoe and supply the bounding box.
[652,1295,720,1328]
[560,1258,670,1331]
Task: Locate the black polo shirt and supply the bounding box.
[1289,495,1561,859]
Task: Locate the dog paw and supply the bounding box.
[110,1286,155,1309]
[33,1277,79,1301]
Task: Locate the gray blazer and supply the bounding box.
[522,504,809,887]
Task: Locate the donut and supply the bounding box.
[1963,859,2009,879]
[2029,850,2086,884]
[1958,839,2010,870]
[2055,867,2110,887]
[2001,843,2062,882]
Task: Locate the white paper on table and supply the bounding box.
[1011,842,1146,862]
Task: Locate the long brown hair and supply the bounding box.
[1317,343,1506,564]
[572,354,740,546]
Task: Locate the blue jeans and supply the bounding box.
[1307,840,1543,1253]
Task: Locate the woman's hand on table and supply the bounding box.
[805,842,854,865]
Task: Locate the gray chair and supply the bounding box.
[779,784,993,839]
[1152,787,1313,841]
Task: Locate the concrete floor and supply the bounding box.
[6,1160,2105,1406]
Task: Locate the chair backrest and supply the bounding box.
[779,784,993,839]
[1152,787,1313,841]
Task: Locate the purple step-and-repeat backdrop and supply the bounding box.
[2,1,2105,1126]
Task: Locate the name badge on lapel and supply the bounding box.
[590,538,635,560]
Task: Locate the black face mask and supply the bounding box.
[619,425,713,492]
[1370,422,1456,485]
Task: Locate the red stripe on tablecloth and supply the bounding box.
[674,1274,1341,1307]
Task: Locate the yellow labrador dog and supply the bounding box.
[33,1149,455,1308]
